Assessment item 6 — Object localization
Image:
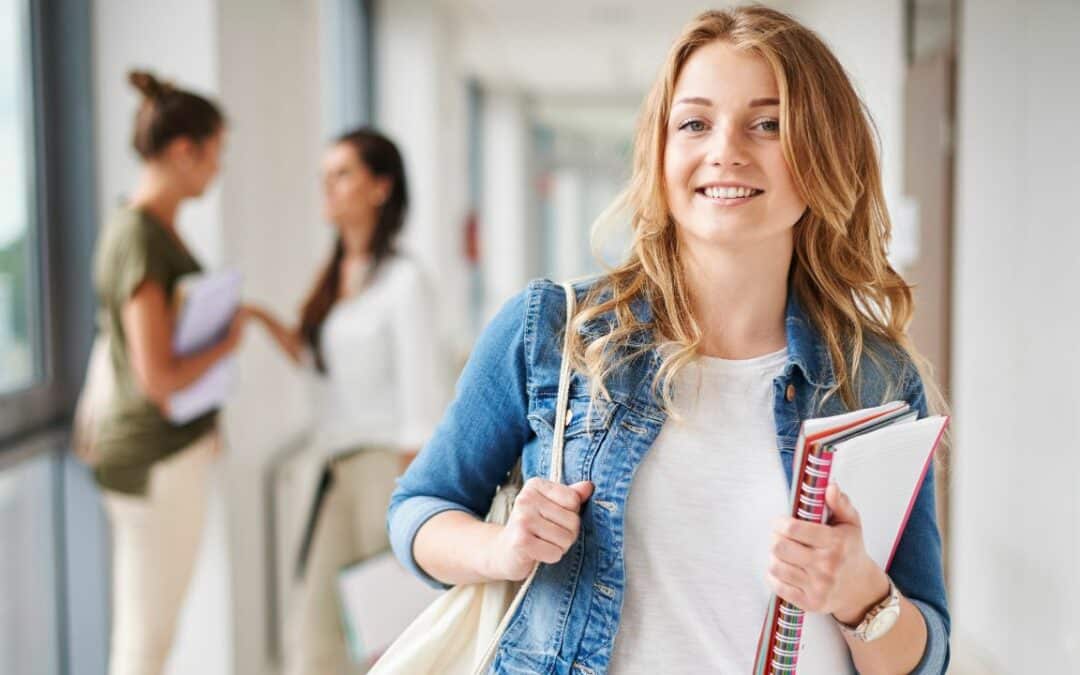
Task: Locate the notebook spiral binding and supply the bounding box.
[766,447,834,674]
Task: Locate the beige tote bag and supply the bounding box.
[369,282,578,675]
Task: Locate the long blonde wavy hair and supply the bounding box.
[568,5,939,414]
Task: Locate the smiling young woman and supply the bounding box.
[387,6,949,674]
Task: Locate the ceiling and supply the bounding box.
[442,0,799,98]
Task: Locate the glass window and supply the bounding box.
[0,0,39,395]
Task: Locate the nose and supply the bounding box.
[705,121,749,168]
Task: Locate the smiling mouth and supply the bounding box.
[696,185,765,201]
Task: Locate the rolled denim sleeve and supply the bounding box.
[387,289,534,589]
[910,596,950,674]
[890,367,951,673]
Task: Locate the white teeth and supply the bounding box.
[702,186,758,199]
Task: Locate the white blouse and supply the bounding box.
[308,255,449,456]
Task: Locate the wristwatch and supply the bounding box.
[836,577,901,642]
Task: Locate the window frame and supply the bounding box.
[0,0,57,439]
[0,0,97,449]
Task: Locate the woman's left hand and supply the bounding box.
[767,482,891,625]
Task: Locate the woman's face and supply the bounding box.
[173,129,224,197]
[663,41,806,251]
[321,142,390,227]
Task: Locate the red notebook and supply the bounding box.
[752,402,949,674]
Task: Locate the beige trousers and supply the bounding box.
[285,448,401,675]
[103,431,218,675]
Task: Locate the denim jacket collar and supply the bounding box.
[783,292,837,389]
[580,284,837,390]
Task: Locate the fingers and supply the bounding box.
[768,558,810,595]
[520,507,578,550]
[535,498,581,533]
[504,510,571,567]
[772,517,834,548]
[527,477,592,511]
[825,482,861,527]
[569,481,595,502]
[767,570,808,609]
[520,534,565,565]
[506,478,594,568]
[772,522,846,581]
[516,479,584,544]
[771,534,815,568]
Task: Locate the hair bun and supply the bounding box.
[128,70,174,100]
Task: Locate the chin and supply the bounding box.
[682,218,788,249]
[685,219,751,243]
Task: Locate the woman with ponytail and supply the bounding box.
[249,128,448,674]
[92,70,247,675]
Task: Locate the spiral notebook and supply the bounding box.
[752,401,949,674]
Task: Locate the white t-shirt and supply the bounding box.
[609,347,790,674]
[308,255,449,455]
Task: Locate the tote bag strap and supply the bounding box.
[474,281,578,673]
[547,282,576,484]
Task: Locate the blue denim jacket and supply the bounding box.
[389,278,949,674]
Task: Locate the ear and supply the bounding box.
[164,136,197,165]
[372,175,393,207]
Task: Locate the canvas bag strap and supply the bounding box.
[473,282,578,673]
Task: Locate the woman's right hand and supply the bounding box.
[221,306,251,352]
[486,477,594,581]
[240,302,306,364]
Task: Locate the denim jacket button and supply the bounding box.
[785,384,796,402]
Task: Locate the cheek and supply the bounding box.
[197,156,218,186]
[765,157,807,216]
[347,180,373,207]
[663,145,692,203]
[327,187,345,209]
[332,182,364,212]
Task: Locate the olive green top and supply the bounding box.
[92,207,217,495]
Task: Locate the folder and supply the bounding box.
[337,549,444,667]
[167,269,243,423]
[753,402,949,674]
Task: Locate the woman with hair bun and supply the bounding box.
[92,70,246,675]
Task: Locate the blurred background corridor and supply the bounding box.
[1,0,1078,673]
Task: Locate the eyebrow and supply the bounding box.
[672,96,780,108]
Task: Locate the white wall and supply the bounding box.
[950,0,1080,671]
[93,0,223,266]
[375,0,471,352]
[786,0,907,230]
[215,2,327,674]
[479,90,534,318]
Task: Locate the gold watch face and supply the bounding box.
[864,605,901,641]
